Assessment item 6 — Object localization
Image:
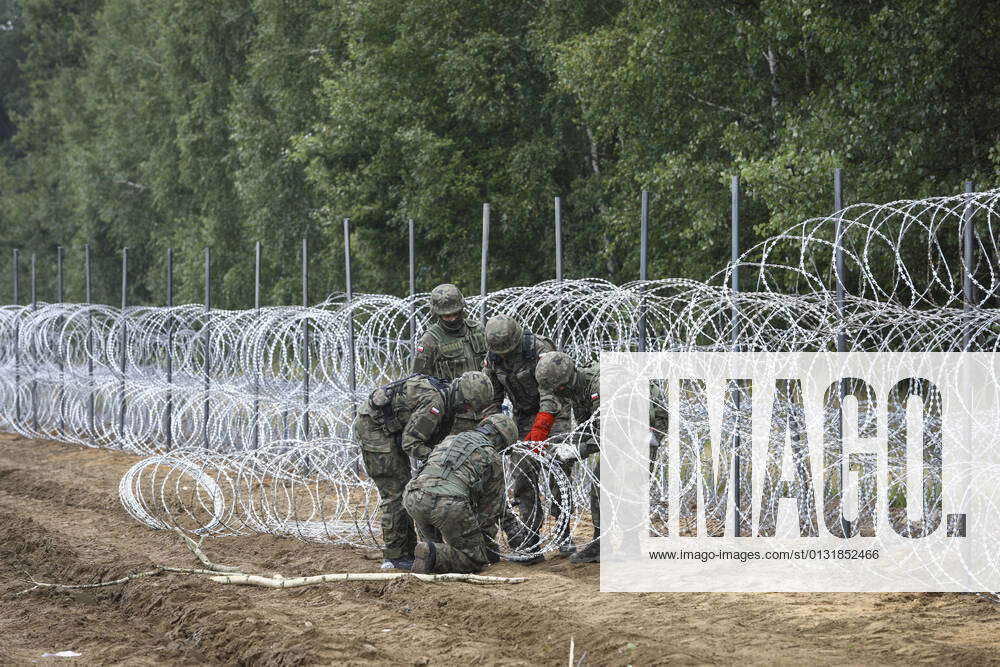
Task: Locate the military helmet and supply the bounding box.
[535,351,576,393]
[485,316,523,355]
[430,283,465,316]
[479,413,519,449]
[454,370,493,412]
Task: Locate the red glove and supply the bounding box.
[526,412,555,452]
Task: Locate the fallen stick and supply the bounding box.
[18,533,527,594]
[17,565,244,594]
[16,569,162,595]
[174,528,242,573]
[209,572,527,587]
[18,567,525,593]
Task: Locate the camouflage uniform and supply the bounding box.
[412,285,490,434]
[533,352,668,562]
[483,318,571,552]
[537,358,603,545]
[403,414,518,573]
[357,371,492,564]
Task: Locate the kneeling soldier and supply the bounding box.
[357,370,494,571]
[403,413,519,574]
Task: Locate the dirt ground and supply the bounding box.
[1,434,999,665]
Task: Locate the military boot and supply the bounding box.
[569,538,599,563]
[558,539,577,556]
[412,542,437,574]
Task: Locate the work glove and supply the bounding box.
[525,412,555,452]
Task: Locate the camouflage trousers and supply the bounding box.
[356,415,416,560]
[402,488,492,574]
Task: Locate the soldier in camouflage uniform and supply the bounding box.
[412,284,491,434]
[483,316,572,561]
[527,351,667,563]
[357,370,494,570]
[403,413,520,574]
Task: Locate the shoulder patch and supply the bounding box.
[590,393,599,401]
[430,406,440,415]
[416,345,424,353]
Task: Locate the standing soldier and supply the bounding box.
[404,413,520,574]
[412,284,491,433]
[483,315,572,562]
[526,352,667,564]
[357,370,494,570]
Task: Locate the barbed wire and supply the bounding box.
[0,188,998,594]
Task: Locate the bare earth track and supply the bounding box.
[1,434,999,665]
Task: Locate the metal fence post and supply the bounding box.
[12,249,19,426]
[834,168,846,353]
[963,181,975,350]
[57,246,65,432]
[85,245,93,440]
[730,175,743,537]
[555,196,563,351]
[834,168,851,538]
[344,219,357,419]
[302,237,310,439]
[480,203,490,327]
[253,241,261,450]
[165,248,174,450]
[203,247,211,449]
[638,190,649,352]
[30,253,37,432]
[409,218,416,355]
[119,248,128,440]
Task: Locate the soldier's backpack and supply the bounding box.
[368,373,450,433]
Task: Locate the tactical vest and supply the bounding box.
[426,321,487,380]
[368,374,453,438]
[487,332,543,414]
[410,429,493,497]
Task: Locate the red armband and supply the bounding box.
[525,412,555,443]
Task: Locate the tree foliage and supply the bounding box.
[1,0,998,305]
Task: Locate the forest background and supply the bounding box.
[1,0,998,308]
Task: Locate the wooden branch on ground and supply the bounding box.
[17,531,527,594]
[209,572,526,587]
[174,528,242,573]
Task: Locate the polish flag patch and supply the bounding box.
[430,406,440,415]
[416,345,424,353]
[590,393,599,401]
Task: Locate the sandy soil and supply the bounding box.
[1,433,999,666]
